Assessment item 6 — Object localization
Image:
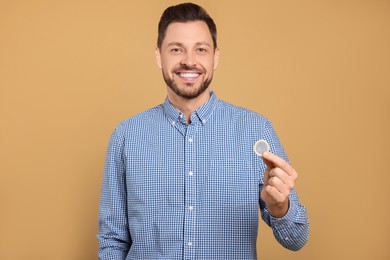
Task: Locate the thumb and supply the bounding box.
[262,153,273,185]
[262,152,275,171]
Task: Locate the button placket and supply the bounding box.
[183,124,197,258]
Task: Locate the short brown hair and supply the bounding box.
[157,2,217,49]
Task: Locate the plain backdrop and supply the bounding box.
[1,0,389,259]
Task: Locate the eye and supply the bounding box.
[170,48,183,54]
[196,47,210,55]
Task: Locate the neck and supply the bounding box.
[167,89,211,124]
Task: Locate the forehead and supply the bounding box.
[162,21,213,48]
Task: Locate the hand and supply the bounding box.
[261,151,298,218]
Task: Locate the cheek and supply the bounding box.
[162,62,178,75]
[201,58,216,72]
[161,55,180,69]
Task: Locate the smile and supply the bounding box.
[177,72,201,78]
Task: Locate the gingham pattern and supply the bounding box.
[98,91,309,260]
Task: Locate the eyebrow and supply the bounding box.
[166,41,211,47]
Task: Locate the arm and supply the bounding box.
[97,128,131,259]
[259,151,309,251]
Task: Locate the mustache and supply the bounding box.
[173,64,204,73]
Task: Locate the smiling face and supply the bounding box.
[156,21,219,100]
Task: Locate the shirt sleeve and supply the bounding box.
[259,119,309,251]
[259,189,309,251]
[97,127,131,259]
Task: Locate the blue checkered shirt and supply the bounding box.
[98,91,309,259]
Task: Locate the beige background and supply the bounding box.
[1,0,389,259]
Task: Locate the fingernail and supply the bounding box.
[263,151,269,157]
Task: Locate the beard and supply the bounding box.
[162,64,213,100]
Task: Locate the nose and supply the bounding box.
[180,52,197,67]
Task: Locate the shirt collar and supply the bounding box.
[163,90,219,125]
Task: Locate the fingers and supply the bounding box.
[263,184,288,204]
[261,152,298,206]
[260,152,299,217]
[264,164,296,196]
[268,176,291,195]
[269,167,295,190]
[261,185,290,218]
[262,151,297,179]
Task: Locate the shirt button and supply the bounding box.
[188,171,194,176]
[188,206,194,211]
[188,138,193,143]
[187,242,192,246]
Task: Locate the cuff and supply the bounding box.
[269,199,298,226]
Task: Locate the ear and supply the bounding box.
[213,48,220,70]
[155,47,162,69]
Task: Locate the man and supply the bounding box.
[98,3,309,259]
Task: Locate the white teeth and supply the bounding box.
[180,73,199,78]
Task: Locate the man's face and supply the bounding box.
[156,21,219,100]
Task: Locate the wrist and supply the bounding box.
[268,199,289,218]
